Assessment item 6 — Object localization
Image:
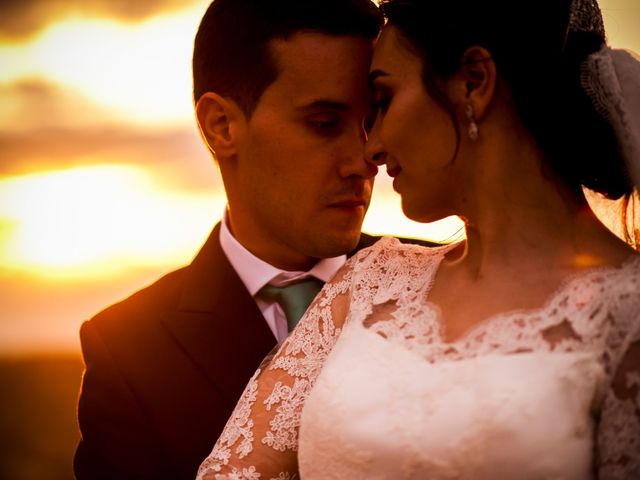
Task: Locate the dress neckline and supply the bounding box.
[422,249,640,346]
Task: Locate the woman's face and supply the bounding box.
[366,25,459,223]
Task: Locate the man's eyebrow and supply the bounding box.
[296,100,349,112]
[368,70,389,89]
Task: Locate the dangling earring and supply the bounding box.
[466,103,478,141]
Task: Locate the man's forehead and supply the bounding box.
[271,30,370,53]
[269,31,372,74]
[265,33,372,109]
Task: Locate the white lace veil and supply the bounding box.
[572,0,640,191]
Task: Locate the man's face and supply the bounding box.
[227,32,377,270]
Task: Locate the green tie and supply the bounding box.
[257,278,324,331]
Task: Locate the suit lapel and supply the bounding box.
[161,224,277,402]
[161,228,381,401]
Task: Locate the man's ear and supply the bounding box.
[458,46,496,120]
[195,92,244,159]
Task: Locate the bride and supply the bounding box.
[197,0,640,478]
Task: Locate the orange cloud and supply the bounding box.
[0,0,204,40]
[0,80,217,190]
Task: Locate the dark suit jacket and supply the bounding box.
[74,224,433,479]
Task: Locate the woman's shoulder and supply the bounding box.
[589,253,640,303]
[348,235,460,274]
[602,253,640,319]
[561,252,640,350]
[362,235,458,255]
[335,237,459,307]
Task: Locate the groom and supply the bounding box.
[73,1,391,479]
[74,0,388,480]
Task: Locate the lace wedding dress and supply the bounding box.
[197,238,640,480]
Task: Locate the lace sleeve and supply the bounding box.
[597,311,640,479]
[196,257,360,480]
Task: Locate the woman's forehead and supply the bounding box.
[370,25,423,78]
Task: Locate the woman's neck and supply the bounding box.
[448,127,633,279]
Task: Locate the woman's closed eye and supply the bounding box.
[364,95,391,133]
[373,95,391,115]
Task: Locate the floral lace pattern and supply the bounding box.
[197,237,640,479]
[197,263,356,480]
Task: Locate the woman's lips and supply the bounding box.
[386,166,401,177]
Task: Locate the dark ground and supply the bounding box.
[0,354,83,480]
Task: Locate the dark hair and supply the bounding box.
[380,0,633,200]
[193,0,382,116]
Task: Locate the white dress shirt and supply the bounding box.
[219,210,346,343]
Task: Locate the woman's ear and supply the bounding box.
[195,92,244,160]
[459,46,496,120]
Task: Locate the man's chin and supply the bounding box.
[311,230,362,258]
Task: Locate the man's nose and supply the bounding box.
[340,150,378,179]
[339,125,378,179]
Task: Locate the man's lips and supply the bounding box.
[329,198,368,208]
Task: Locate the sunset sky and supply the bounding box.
[1,0,639,354]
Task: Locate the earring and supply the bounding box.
[465,103,478,141]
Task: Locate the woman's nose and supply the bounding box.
[364,125,387,166]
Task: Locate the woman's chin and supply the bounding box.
[400,202,444,224]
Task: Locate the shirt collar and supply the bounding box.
[219,208,346,295]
